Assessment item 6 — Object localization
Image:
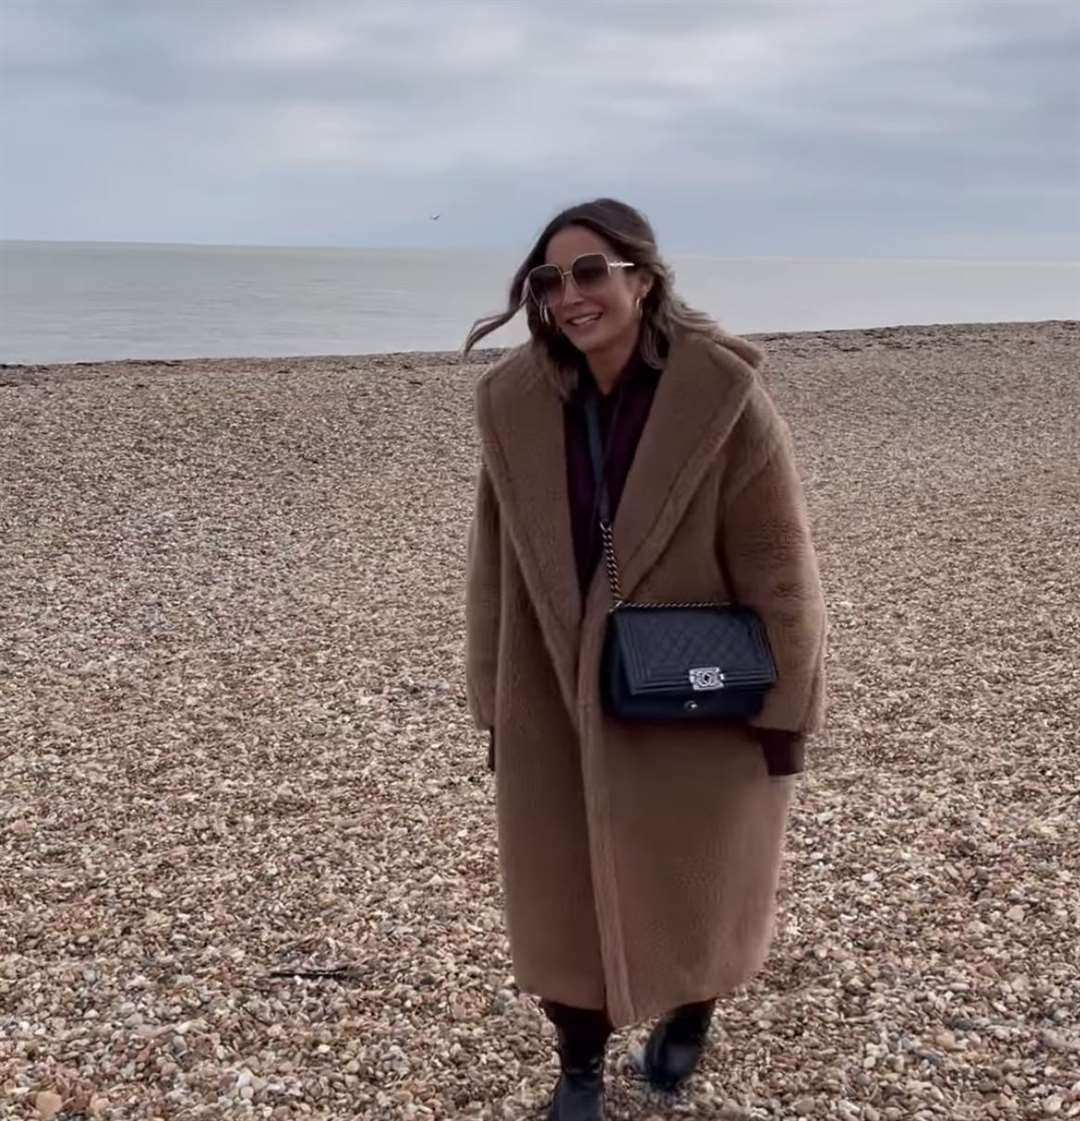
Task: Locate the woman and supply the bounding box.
[462,199,826,1121]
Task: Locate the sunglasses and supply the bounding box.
[526,253,635,307]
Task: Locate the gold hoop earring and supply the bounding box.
[539,302,551,327]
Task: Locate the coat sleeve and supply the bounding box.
[465,460,501,733]
[720,389,827,738]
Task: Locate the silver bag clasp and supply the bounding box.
[689,667,725,691]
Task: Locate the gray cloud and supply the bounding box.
[1,0,1077,256]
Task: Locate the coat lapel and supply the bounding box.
[611,332,757,603]
[477,346,582,720]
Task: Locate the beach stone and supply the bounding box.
[34,1092,63,1119]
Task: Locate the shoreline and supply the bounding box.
[2,318,1076,377]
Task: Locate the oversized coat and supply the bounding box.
[464,329,826,1029]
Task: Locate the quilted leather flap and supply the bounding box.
[612,606,776,694]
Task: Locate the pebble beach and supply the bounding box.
[1,320,1078,1120]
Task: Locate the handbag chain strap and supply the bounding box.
[583,387,728,613]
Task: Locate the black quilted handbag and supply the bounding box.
[585,390,777,721]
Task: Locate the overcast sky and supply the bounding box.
[2,0,1077,258]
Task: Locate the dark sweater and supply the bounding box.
[564,353,660,595]
[562,352,805,778]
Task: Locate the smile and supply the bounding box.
[567,313,602,327]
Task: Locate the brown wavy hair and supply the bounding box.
[463,197,754,398]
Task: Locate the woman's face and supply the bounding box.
[543,225,651,358]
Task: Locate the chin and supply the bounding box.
[569,324,624,355]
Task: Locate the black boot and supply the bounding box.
[642,998,716,1092]
[541,1000,611,1121]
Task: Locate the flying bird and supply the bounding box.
[430,213,441,221]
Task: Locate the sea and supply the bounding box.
[1,240,1076,365]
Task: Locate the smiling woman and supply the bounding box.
[464,198,761,394]
[462,198,826,1121]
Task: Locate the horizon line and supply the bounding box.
[1,237,1078,268]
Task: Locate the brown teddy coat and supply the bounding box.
[465,329,826,1028]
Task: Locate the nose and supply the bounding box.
[561,273,586,306]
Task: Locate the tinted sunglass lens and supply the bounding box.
[528,266,562,305]
[571,254,611,290]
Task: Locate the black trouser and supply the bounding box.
[541,1000,614,1065]
[541,998,716,1048]
[659,998,717,1036]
